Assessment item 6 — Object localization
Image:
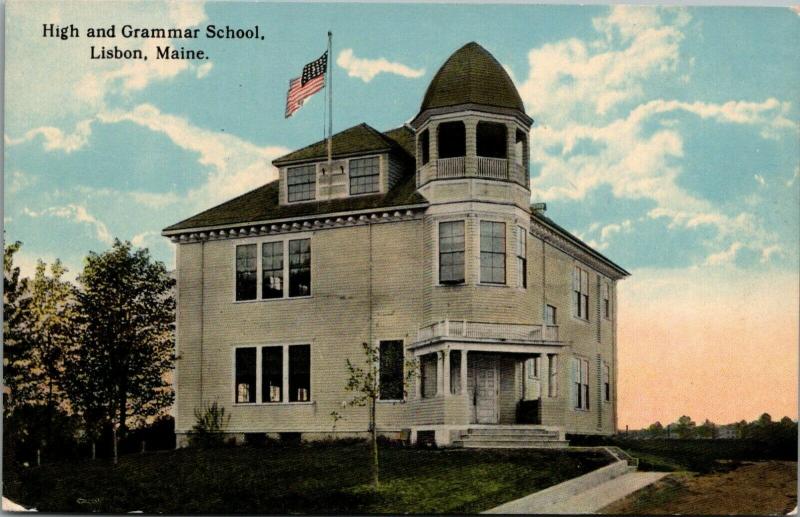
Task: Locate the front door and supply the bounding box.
[474,357,498,424]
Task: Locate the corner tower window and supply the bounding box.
[439,221,465,284]
[480,221,506,284]
[437,121,466,158]
[476,122,507,158]
[349,156,380,195]
[287,164,316,202]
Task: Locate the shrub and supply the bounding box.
[188,402,230,449]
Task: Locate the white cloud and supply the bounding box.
[196,62,214,79]
[754,174,766,186]
[787,166,800,187]
[704,241,743,266]
[131,230,161,247]
[600,219,632,240]
[5,119,93,153]
[7,170,38,194]
[337,49,425,83]
[760,244,782,263]
[23,204,113,245]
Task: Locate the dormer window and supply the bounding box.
[349,156,380,195]
[287,164,316,202]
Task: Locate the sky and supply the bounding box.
[4,1,798,429]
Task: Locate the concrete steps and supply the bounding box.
[453,426,568,449]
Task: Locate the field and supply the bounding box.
[602,461,797,515]
[3,443,610,514]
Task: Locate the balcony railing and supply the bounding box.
[476,156,508,180]
[417,319,559,343]
[417,157,529,188]
[437,156,466,178]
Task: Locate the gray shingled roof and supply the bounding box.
[420,42,525,113]
[273,123,410,166]
[163,126,423,233]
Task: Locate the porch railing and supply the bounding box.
[417,319,559,343]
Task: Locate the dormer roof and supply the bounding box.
[272,123,413,167]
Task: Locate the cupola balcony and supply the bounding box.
[416,319,560,345]
[416,157,528,188]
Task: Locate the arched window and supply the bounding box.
[437,121,466,159]
[419,129,430,165]
[476,122,507,158]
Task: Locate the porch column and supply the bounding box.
[461,350,469,415]
[414,353,422,399]
[541,353,549,401]
[443,349,451,397]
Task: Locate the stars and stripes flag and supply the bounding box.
[285,51,328,118]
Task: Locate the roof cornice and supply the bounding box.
[161,203,428,242]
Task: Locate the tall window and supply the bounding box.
[379,340,404,400]
[261,242,283,299]
[572,266,589,320]
[516,226,527,288]
[287,164,316,202]
[526,356,539,379]
[603,363,611,402]
[548,354,558,398]
[261,346,283,402]
[602,282,611,319]
[480,221,506,284]
[546,305,557,326]
[289,238,311,297]
[350,156,380,195]
[421,354,437,398]
[289,345,311,402]
[236,244,257,301]
[235,347,257,403]
[572,357,589,410]
[450,350,461,395]
[439,221,465,284]
[234,344,312,404]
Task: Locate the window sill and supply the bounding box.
[477,283,509,288]
[437,282,466,288]
[377,399,406,404]
[233,295,313,304]
[571,315,590,324]
[573,407,590,412]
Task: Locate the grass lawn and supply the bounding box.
[3,443,611,514]
[601,461,797,515]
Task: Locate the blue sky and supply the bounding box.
[4,2,799,426]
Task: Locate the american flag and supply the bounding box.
[285,51,327,118]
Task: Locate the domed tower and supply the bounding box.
[411,42,534,326]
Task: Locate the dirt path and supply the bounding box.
[601,461,797,515]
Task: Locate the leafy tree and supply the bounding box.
[343,342,417,490]
[69,240,175,448]
[3,240,33,413]
[696,419,717,439]
[757,413,772,426]
[647,421,665,438]
[674,415,696,439]
[26,259,79,450]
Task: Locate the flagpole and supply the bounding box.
[326,31,333,167]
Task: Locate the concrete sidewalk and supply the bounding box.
[543,471,668,514]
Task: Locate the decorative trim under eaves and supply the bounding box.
[164,208,424,244]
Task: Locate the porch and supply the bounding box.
[408,320,564,446]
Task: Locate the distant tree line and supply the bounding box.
[3,238,176,466]
[638,413,797,444]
